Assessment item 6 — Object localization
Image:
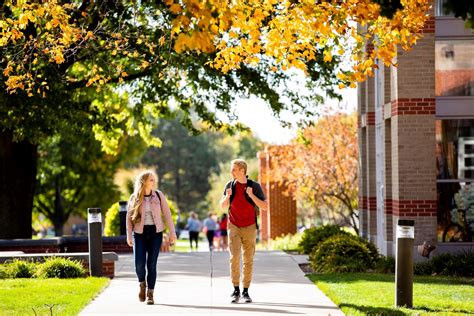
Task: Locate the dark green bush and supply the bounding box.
[374,255,395,273]
[431,250,474,277]
[36,257,85,278]
[450,249,474,277]
[414,260,434,275]
[358,237,380,265]
[414,250,473,277]
[309,234,374,273]
[299,225,350,254]
[5,260,37,278]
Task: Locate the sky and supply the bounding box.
[234,87,358,144]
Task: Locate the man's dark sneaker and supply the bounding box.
[230,289,240,303]
[242,291,252,303]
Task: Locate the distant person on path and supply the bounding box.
[185,211,201,251]
[219,213,229,251]
[213,216,222,250]
[126,170,177,305]
[203,211,217,251]
[220,159,267,303]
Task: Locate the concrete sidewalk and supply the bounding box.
[80,251,344,316]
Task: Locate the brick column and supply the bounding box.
[384,119,394,249]
[358,80,368,238]
[258,148,297,242]
[383,66,394,255]
[258,151,270,242]
[390,15,437,248]
[366,76,377,243]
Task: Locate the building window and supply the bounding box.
[435,40,474,97]
[435,0,453,17]
[436,119,474,242]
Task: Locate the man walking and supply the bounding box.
[220,159,267,303]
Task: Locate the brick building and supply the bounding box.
[358,1,474,257]
[258,149,297,242]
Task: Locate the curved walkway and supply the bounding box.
[80,250,344,316]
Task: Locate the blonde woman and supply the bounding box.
[126,170,177,305]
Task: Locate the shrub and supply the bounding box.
[431,250,474,277]
[451,249,474,277]
[5,259,37,278]
[374,255,395,273]
[358,237,380,265]
[271,233,303,252]
[0,265,7,279]
[309,234,373,273]
[414,250,473,277]
[36,257,85,278]
[104,202,121,237]
[414,260,434,275]
[299,225,350,254]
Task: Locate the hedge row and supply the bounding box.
[0,257,85,279]
[300,224,473,277]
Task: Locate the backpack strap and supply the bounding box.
[227,178,259,230]
[155,190,162,206]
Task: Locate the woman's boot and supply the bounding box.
[146,289,154,305]
[139,281,146,302]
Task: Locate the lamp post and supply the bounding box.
[88,207,103,277]
[395,219,415,307]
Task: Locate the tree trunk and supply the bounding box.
[0,130,37,239]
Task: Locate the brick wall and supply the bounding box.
[391,215,437,246]
[258,151,270,242]
[358,11,438,252]
[258,148,297,242]
[366,125,377,240]
[0,236,170,254]
[388,18,437,244]
[391,115,436,201]
[358,127,367,238]
[81,260,116,279]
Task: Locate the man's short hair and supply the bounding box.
[231,159,247,174]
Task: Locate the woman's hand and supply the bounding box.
[127,237,133,247]
[169,234,177,246]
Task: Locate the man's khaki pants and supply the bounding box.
[228,222,257,288]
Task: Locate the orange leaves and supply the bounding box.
[1,0,431,96]
[268,113,358,208]
[165,0,431,86]
[2,1,168,96]
[1,1,92,95]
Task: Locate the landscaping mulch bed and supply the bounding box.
[298,263,314,274]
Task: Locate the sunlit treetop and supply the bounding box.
[167,0,431,88]
[1,0,431,97]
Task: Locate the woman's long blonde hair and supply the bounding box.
[130,170,157,224]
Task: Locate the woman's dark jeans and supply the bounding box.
[133,225,163,289]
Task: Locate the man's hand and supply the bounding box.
[246,187,254,198]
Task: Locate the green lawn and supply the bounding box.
[172,238,207,252]
[0,277,109,315]
[309,273,474,315]
[173,239,192,252]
